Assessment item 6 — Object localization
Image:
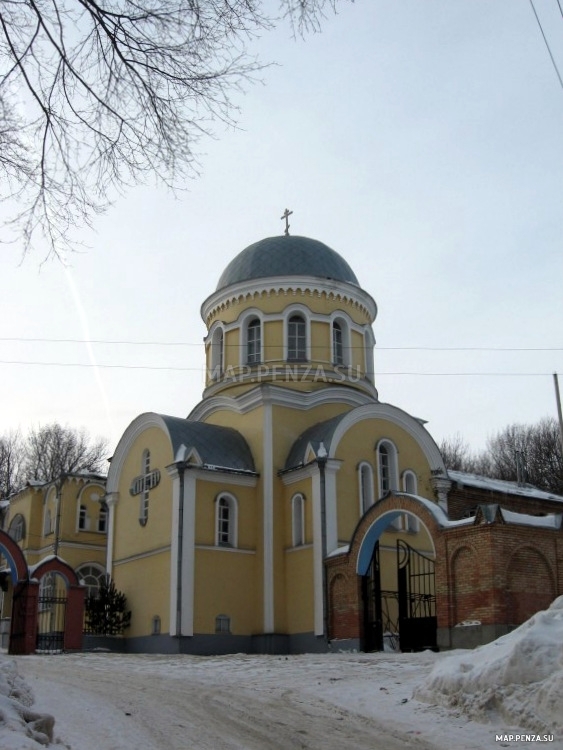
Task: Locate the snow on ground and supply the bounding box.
[414,596,563,736]
[1,601,563,749]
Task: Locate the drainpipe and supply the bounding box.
[316,443,329,641]
[53,474,66,557]
[175,462,186,637]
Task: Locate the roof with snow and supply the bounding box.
[448,470,563,504]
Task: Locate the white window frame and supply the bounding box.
[215,493,238,548]
[209,325,225,380]
[331,315,351,367]
[246,317,262,365]
[376,439,399,498]
[78,504,89,531]
[402,470,418,495]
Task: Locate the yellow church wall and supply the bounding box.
[192,478,257,549]
[333,418,435,544]
[264,319,283,365]
[4,488,43,559]
[284,547,314,633]
[113,426,174,562]
[350,329,365,371]
[193,548,258,634]
[206,290,372,328]
[113,551,171,638]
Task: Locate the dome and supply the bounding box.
[216,235,360,291]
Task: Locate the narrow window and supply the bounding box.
[43,509,52,536]
[78,505,88,530]
[287,315,306,361]
[216,494,237,547]
[292,494,305,546]
[377,440,398,498]
[403,471,417,495]
[332,321,343,365]
[246,318,261,365]
[210,327,224,379]
[379,445,390,494]
[359,463,374,515]
[98,505,108,533]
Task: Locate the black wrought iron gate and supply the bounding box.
[361,542,383,652]
[397,539,437,652]
[36,593,67,652]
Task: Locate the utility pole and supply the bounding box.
[554,373,563,459]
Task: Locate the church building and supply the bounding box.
[105,230,563,654]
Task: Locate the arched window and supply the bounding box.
[292,493,305,547]
[246,318,261,365]
[402,470,417,495]
[43,508,53,536]
[8,514,25,542]
[358,462,374,515]
[215,493,237,547]
[377,440,398,498]
[332,322,343,365]
[210,327,224,379]
[287,315,307,361]
[76,564,106,598]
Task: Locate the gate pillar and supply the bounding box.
[9,581,39,655]
[65,585,86,651]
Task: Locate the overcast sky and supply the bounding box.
[2,0,562,461]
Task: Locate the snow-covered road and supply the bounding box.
[11,650,549,750]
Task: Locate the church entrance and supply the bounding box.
[362,539,437,652]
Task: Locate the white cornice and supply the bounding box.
[188,384,376,422]
[201,275,377,324]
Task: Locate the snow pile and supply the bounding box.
[0,656,67,749]
[414,596,563,733]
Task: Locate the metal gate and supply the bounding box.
[397,539,437,652]
[36,593,67,652]
[361,542,383,651]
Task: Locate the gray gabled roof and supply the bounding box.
[284,413,348,471]
[216,235,360,291]
[161,415,256,473]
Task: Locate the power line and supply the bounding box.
[0,358,559,376]
[0,337,561,352]
[529,0,563,91]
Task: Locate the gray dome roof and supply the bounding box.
[216,235,360,291]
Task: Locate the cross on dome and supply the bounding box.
[280,208,293,236]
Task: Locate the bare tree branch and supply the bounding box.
[0,0,348,259]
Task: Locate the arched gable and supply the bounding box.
[329,403,446,474]
[32,556,80,587]
[0,530,29,583]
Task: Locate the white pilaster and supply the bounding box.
[263,398,274,632]
[167,466,196,637]
[104,491,119,578]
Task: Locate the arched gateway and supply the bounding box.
[0,530,85,654]
[326,493,447,652]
